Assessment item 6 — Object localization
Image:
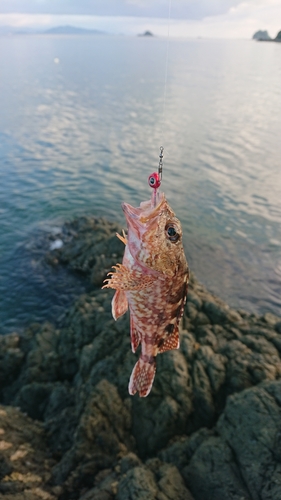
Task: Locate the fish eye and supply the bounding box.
[165,223,180,243]
[149,177,155,185]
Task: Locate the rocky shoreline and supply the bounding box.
[1,215,281,500]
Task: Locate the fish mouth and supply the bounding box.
[122,194,167,263]
[122,194,166,238]
[122,192,166,228]
[121,203,142,220]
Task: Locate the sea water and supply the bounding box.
[0,35,280,333]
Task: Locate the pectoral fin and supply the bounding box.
[112,289,128,320]
[102,264,155,291]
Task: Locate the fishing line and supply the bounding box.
[148,0,172,204]
[159,0,172,153]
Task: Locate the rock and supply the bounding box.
[219,333,281,394]
[203,300,242,325]
[51,379,134,492]
[154,463,194,500]
[191,357,215,427]
[186,291,202,310]
[79,485,114,500]
[120,453,142,474]
[159,428,214,471]
[116,466,157,500]
[217,381,281,499]
[182,381,281,500]
[0,405,56,499]
[138,31,154,37]
[1,214,281,499]
[55,217,124,287]
[13,382,54,420]
[253,30,272,40]
[194,312,210,326]
[46,405,78,456]
[185,302,198,321]
[183,435,251,500]
[275,321,281,334]
[76,466,118,500]
[131,349,192,456]
[0,334,24,390]
[194,325,217,349]
[263,312,279,326]
[180,330,196,362]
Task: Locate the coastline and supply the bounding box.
[1,215,281,499]
[256,39,281,42]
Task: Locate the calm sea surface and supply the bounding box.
[0,35,280,333]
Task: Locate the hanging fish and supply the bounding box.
[103,150,189,397]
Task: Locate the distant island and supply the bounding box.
[0,25,105,36]
[253,29,281,42]
[138,30,154,37]
[44,25,105,35]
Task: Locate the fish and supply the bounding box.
[102,191,189,397]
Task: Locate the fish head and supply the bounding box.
[122,193,187,277]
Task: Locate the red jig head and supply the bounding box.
[148,172,161,208]
[148,147,164,208]
[148,172,161,190]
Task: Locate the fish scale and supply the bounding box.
[103,191,189,397]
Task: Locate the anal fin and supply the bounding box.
[158,327,180,353]
[112,289,128,320]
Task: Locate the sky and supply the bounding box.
[0,0,280,38]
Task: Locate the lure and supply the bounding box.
[103,148,189,396]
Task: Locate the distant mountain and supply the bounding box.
[252,30,271,41]
[275,30,281,41]
[44,25,105,35]
[0,25,106,36]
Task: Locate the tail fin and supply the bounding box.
[128,356,156,397]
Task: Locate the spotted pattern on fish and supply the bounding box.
[103,193,189,397]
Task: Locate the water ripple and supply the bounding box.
[0,36,280,332]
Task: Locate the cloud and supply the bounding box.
[0,0,280,38]
[0,0,244,20]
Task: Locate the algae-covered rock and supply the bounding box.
[50,216,124,287]
[0,334,24,389]
[1,215,281,500]
[217,381,281,499]
[183,380,281,500]
[183,435,251,500]
[116,466,158,500]
[0,405,56,499]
